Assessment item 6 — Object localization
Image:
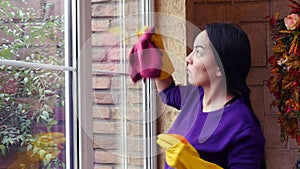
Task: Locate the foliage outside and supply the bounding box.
[0,0,65,168]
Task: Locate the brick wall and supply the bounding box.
[92,0,300,169]
[190,0,299,168]
[91,1,146,169]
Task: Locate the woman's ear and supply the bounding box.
[216,67,222,77]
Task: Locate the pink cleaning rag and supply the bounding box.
[129,27,162,82]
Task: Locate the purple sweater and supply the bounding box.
[158,84,265,169]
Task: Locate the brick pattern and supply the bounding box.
[190,0,299,168]
[92,0,300,168]
[91,0,146,168]
[155,0,190,168]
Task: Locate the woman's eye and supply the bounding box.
[195,50,202,56]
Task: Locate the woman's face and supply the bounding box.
[186,30,220,86]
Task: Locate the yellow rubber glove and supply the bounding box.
[137,27,174,80]
[156,134,223,169]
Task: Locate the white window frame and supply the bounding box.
[75,0,93,169]
[0,1,76,168]
[1,0,158,168]
[141,1,157,169]
[77,0,157,168]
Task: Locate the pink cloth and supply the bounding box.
[129,28,162,82]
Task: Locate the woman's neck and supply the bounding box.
[202,85,234,112]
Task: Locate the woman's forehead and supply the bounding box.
[194,30,210,47]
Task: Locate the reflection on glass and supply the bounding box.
[0,67,66,168]
[0,0,66,168]
[0,0,64,66]
[91,0,148,168]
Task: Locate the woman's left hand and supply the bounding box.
[157,134,223,169]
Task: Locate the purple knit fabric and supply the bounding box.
[129,28,162,82]
[158,84,265,169]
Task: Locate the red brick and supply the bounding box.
[24,26,59,47]
[0,23,16,44]
[112,17,140,30]
[126,136,143,152]
[111,76,143,90]
[10,0,42,19]
[104,46,122,62]
[127,79,143,89]
[93,106,110,119]
[111,105,144,121]
[93,92,119,105]
[93,121,120,134]
[91,19,110,32]
[126,121,143,136]
[128,157,143,166]
[271,0,290,18]
[92,46,124,63]
[247,67,270,85]
[265,149,299,169]
[92,76,111,89]
[92,47,107,61]
[94,165,113,169]
[92,0,111,3]
[45,0,64,18]
[91,4,119,17]
[124,2,140,16]
[193,4,226,27]
[92,63,118,72]
[233,0,262,1]
[94,135,118,149]
[193,0,206,2]
[94,151,120,164]
[249,85,264,123]
[264,116,287,149]
[241,22,268,66]
[225,2,269,22]
[206,0,232,2]
[92,32,120,46]
[110,107,123,120]
[126,90,143,104]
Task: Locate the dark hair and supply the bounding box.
[205,22,253,111]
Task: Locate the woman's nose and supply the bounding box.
[186,52,193,64]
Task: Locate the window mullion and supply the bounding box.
[0,59,76,71]
[142,0,157,169]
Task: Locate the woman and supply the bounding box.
[156,23,265,169]
[154,23,265,169]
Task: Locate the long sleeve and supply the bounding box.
[158,84,202,110]
[227,127,265,169]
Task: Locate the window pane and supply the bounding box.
[0,0,64,66]
[0,66,66,168]
[92,0,149,168]
[0,1,67,168]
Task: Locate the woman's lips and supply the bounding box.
[187,68,191,74]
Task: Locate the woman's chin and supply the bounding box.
[187,78,196,85]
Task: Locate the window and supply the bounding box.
[0,0,157,168]
[0,0,73,168]
[90,0,157,168]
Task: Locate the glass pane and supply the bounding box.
[0,0,64,66]
[92,0,147,168]
[0,66,66,168]
[0,1,66,168]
